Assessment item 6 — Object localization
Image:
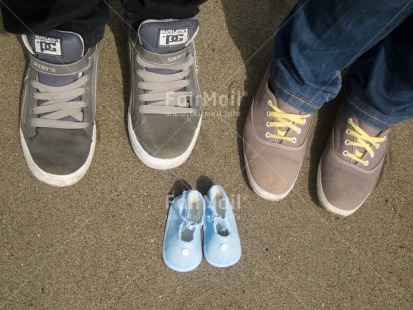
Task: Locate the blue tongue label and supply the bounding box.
[158,28,189,47]
[34,35,62,56]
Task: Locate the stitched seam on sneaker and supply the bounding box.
[136,53,169,67]
[30,66,87,77]
[329,141,386,174]
[30,59,89,77]
[329,148,377,174]
[136,44,191,66]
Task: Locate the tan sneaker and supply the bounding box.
[243,70,313,201]
[317,105,388,216]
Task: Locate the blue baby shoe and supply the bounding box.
[163,190,205,272]
[204,185,242,267]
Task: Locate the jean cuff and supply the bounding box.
[342,90,390,131]
[82,26,106,49]
[269,77,320,114]
[268,60,329,114]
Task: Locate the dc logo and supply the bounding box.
[165,34,184,44]
[40,42,57,53]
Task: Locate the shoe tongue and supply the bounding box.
[25,30,85,123]
[138,19,199,54]
[27,30,84,64]
[25,30,84,87]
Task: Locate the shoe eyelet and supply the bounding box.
[297,128,301,134]
[265,132,271,139]
[344,139,350,145]
[347,118,353,124]
[371,153,375,158]
[267,100,272,106]
[303,119,307,125]
[266,122,270,127]
[266,111,271,116]
[343,150,348,157]
[364,160,369,167]
[345,129,350,135]
[292,137,297,144]
[376,144,380,149]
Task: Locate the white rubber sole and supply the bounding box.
[204,251,241,268]
[316,163,367,217]
[162,254,202,273]
[243,153,295,201]
[127,113,202,170]
[19,126,96,187]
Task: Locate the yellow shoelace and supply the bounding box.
[266,100,311,143]
[344,119,386,166]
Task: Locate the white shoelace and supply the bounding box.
[30,74,90,129]
[136,55,197,115]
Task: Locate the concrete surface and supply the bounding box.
[1,0,412,309]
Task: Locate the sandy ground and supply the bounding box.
[1,0,412,309]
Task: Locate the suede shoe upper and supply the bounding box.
[243,69,313,200]
[317,105,389,216]
[128,19,202,169]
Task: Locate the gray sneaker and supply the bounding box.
[20,30,100,186]
[128,18,202,170]
[243,69,313,201]
[317,105,388,216]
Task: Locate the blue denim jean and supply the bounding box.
[269,0,413,130]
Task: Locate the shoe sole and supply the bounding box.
[127,113,202,170]
[316,162,368,217]
[243,153,295,201]
[19,125,96,187]
[162,253,202,273]
[204,250,241,268]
